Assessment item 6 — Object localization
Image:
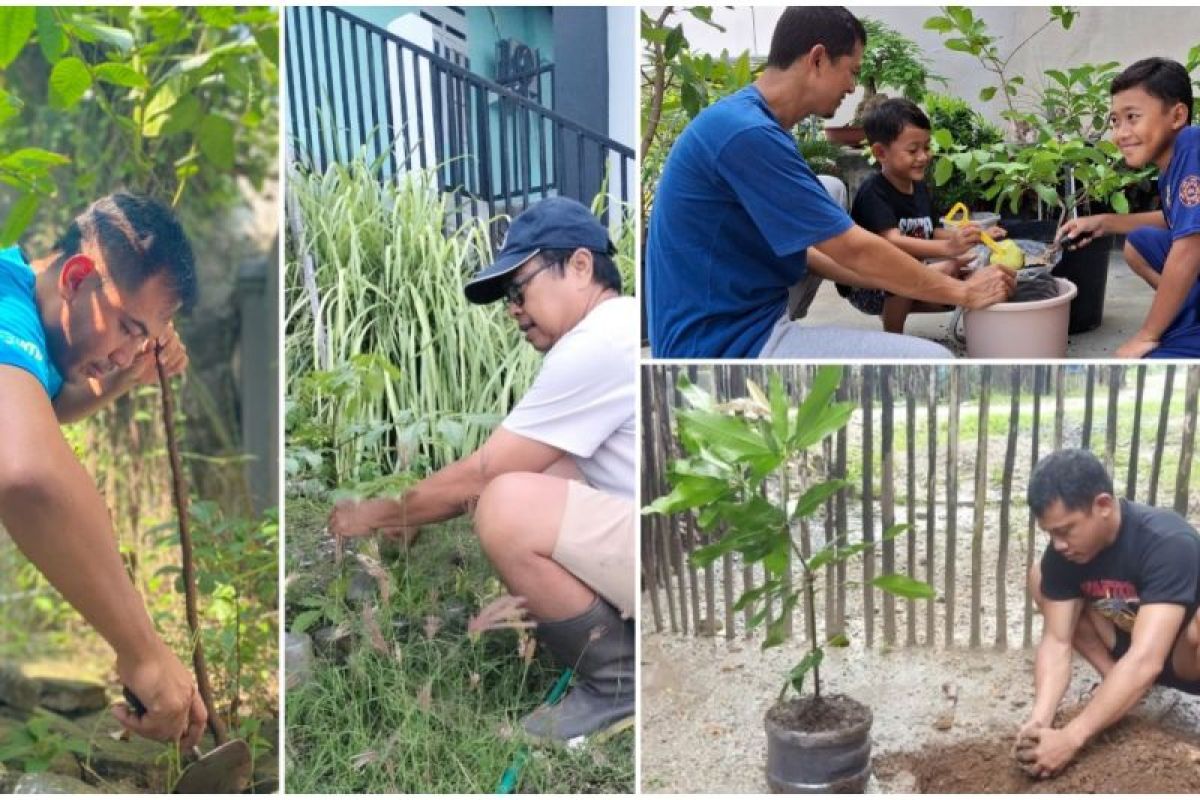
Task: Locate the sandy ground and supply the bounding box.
[801,248,1151,358]
[640,625,1200,794]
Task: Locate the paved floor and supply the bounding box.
[802,248,1154,358]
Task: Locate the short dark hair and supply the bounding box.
[864,98,931,146]
[1111,57,1193,125]
[539,247,622,294]
[767,7,867,70]
[54,192,198,313]
[1027,449,1114,516]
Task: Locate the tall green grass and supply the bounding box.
[286,157,635,486]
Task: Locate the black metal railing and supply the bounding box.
[285,6,634,230]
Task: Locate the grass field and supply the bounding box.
[284,499,634,793]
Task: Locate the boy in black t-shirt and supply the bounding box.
[1018,449,1200,780]
[840,99,1009,333]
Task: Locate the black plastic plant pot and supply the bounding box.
[1052,235,1112,334]
[1000,218,1110,334]
[764,694,873,794]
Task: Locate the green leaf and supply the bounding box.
[792,401,855,451]
[676,407,773,462]
[198,7,238,28]
[790,365,849,449]
[789,648,824,695]
[0,88,22,127]
[253,24,279,67]
[159,94,203,136]
[291,608,323,634]
[978,86,997,102]
[140,82,179,136]
[826,632,850,647]
[0,8,35,69]
[643,474,729,516]
[933,157,954,187]
[932,128,954,150]
[48,57,92,110]
[676,372,714,411]
[872,573,937,599]
[1034,184,1061,208]
[0,148,69,172]
[0,193,39,248]
[93,62,149,89]
[793,478,850,521]
[768,372,789,446]
[35,8,66,63]
[198,114,235,170]
[664,25,685,61]
[923,16,953,33]
[1109,191,1130,215]
[69,19,134,52]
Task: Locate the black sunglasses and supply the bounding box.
[504,259,558,306]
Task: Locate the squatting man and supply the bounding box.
[328,196,637,742]
[0,193,204,745]
[1017,449,1200,777]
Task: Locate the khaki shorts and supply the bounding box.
[552,481,635,619]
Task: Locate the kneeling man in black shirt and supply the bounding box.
[1019,449,1200,778]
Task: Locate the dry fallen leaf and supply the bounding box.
[518,632,537,665]
[355,553,392,605]
[392,643,403,665]
[423,615,442,640]
[363,603,388,655]
[416,680,433,712]
[467,594,534,638]
[350,750,378,770]
[469,672,481,691]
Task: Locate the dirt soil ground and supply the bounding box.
[877,713,1200,793]
[641,629,1200,793]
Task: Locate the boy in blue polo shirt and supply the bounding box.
[1059,57,1200,358]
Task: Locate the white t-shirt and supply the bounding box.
[502,296,637,499]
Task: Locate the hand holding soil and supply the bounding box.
[961,265,1016,309]
[1013,725,1082,779]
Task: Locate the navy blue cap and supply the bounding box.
[464,196,615,305]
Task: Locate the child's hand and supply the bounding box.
[986,225,1007,240]
[932,258,967,279]
[1057,216,1104,250]
[947,223,982,255]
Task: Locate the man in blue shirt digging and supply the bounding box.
[646,6,1014,359]
[0,193,204,747]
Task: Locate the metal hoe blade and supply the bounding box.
[172,739,252,794]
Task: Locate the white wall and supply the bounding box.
[660,6,1198,128]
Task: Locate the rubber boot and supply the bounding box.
[521,597,635,742]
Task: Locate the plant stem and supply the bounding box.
[157,349,228,745]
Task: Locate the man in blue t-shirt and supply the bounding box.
[1059,58,1200,358]
[0,193,205,747]
[1018,450,1200,779]
[645,6,1014,358]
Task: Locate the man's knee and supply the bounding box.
[474,472,539,549]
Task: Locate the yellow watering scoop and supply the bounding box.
[944,202,1024,270]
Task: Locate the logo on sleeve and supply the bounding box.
[1181,175,1200,208]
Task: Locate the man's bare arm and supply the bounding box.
[814,224,1013,309]
[1029,596,1083,727]
[0,365,204,745]
[329,426,566,535]
[1061,603,1183,747]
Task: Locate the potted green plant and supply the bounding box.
[825,18,940,147]
[644,367,934,793]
